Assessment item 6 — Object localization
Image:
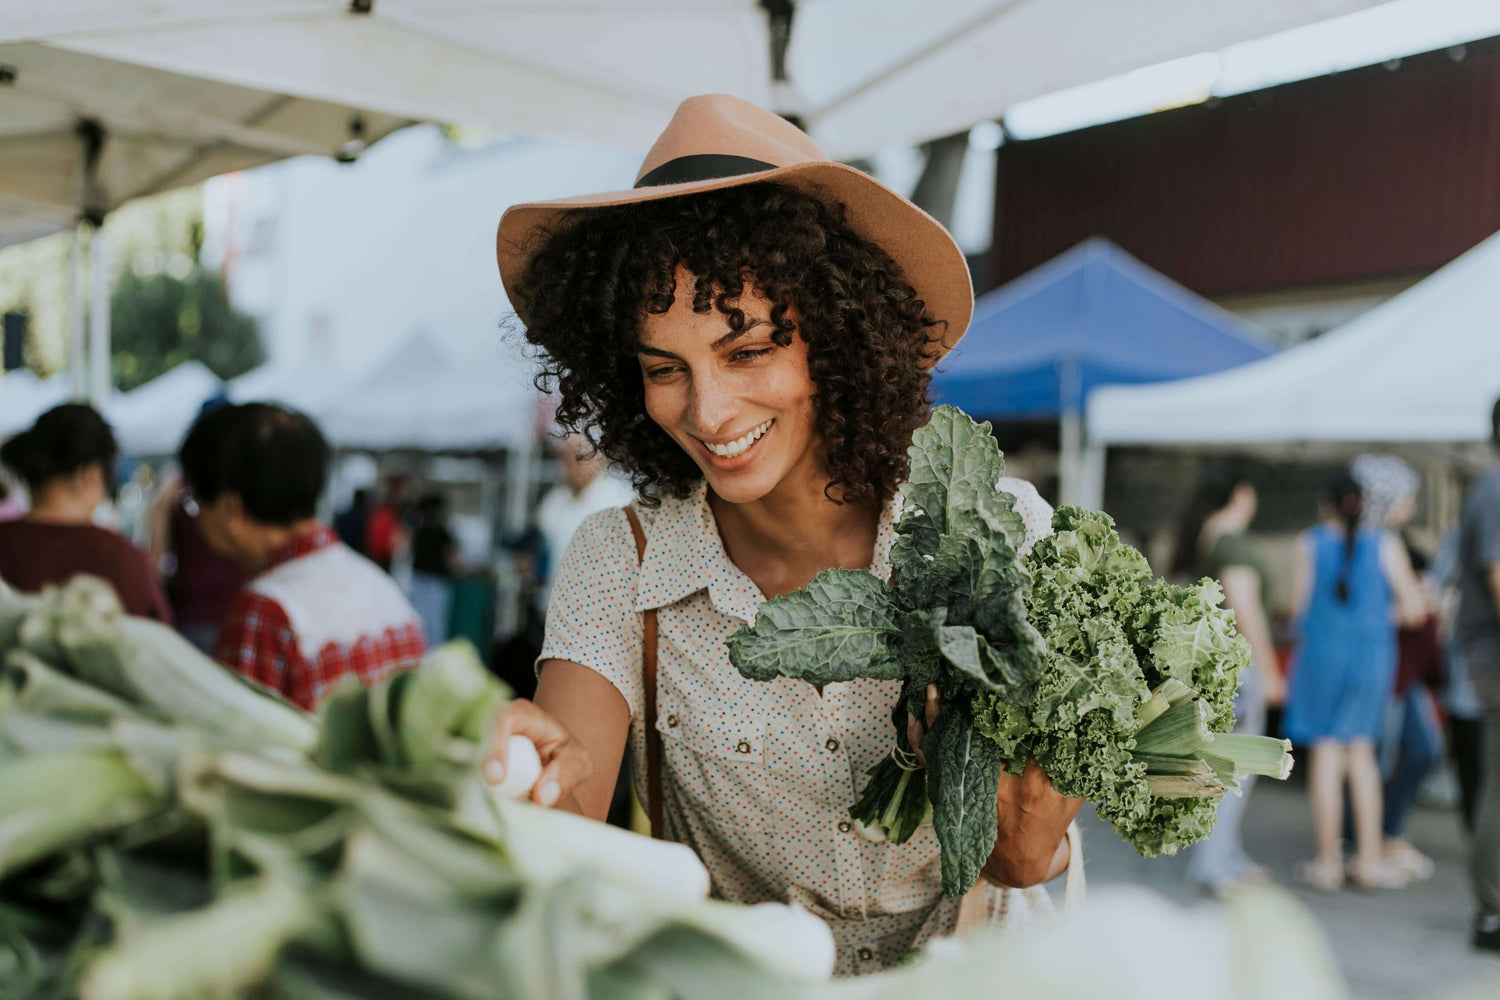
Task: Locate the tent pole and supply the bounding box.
[1059,406,1082,506]
[1079,441,1106,511]
[68,223,87,401]
[89,228,110,404]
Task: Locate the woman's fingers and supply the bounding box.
[906,711,927,769]
[484,699,595,807]
[532,743,595,807]
[905,685,945,770]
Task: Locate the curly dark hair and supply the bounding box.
[514,182,942,506]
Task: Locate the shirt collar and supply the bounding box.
[262,523,339,573]
[633,482,902,624]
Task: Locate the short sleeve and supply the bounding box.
[998,477,1054,556]
[538,506,645,721]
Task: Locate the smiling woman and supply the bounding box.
[514,184,939,510]
[485,95,1077,976]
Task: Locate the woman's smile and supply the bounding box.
[696,418,774,465]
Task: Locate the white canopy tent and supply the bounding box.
[0,369,69,437]
[0,34,414,401]
[102,360,224,457]
[9,1,1387,162]
[311,334,538,454]
[1083,228,1500,507]
[1088,228,1500,447]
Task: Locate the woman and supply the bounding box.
[1350,453,1444,881]
[1170,463,1283,897]
[0,403,171,621]
[1284,470,1426,890]
[484,95,1080,973]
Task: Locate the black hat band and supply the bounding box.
[634,154,778,189]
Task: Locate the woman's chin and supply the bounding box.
[703,468,779,505]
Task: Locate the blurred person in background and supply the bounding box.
[0,472,23,521]
[334,487,374,556]
[1350,454,1443,882]
[1433,526,1485,837]
[0,403,170,621]
[365,476,410,573]
[1170,461,1283,897]
[180,403,424,710]
[410,491,457,649]
[1284,471,1428,891]
[1455,398,1500,953]
[147,401,249,654]
[535,434,635,607]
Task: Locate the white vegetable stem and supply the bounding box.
[493,735,542,799]
[489,793,712,903]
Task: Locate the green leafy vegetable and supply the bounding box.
[730,406,1294,892]
[976,505,1293,857]
[730,407,1046,895]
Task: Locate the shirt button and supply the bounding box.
[735,740,752,754]
[825,737,840,752]
[837,820,852,834]
[857,947,874,962]
[666,714,680,728]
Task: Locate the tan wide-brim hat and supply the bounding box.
[495,94,973,357]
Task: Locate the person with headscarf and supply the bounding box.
[1350,454,1443,882]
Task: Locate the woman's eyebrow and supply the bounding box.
[710,318,771,351]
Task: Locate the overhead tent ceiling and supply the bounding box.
[5,0,1389,172]
[0,40,413,248]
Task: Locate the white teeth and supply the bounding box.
[705,419,772,458]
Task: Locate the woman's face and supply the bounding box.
[637,267,819,505]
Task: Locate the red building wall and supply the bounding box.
[987,35,1500,296]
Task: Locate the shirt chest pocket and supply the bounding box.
[656,700,767,767]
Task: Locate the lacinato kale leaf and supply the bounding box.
[726,570,903,683]
[922,704,1003,894]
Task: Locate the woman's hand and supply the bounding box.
[484,698,596,812]
[983,759,1083,888]
[908,685,1082,889]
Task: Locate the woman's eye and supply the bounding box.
[645,366,682,381]
[731,347,774,363]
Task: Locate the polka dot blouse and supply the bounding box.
[539,477,1056,975]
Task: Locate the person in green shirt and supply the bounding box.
[1170,462,1284,896]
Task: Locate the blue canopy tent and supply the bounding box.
[932,238,1277,503]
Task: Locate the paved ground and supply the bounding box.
[1078,776,1500,1000]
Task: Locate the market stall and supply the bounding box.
[932,238,1276,504]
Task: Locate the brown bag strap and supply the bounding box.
[623,506,664,841]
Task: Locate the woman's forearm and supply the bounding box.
[982,827,1070,889]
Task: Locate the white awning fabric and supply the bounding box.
[1088,229,1500,446]
[6,1,1387,171]
[312,335,539,453]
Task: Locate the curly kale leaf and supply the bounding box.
[726,569,902,683]
[1027,617,1148,733]
[1146,578,1248,731]
[922,704,1003,896]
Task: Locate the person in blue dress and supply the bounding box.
[1285,470,1428,891]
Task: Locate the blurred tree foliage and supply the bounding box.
[110,265,264,391]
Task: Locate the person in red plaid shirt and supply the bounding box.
[179,403,425,710]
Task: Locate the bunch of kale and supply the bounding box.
[728,408,1048,895]
[728,407,1290,896]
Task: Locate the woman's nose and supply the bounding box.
[687,371,736,435]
